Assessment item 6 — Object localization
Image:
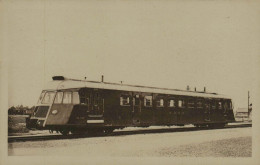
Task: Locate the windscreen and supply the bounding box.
[37,91,46,104]
[41,91,56,104]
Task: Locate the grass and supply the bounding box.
[8,115,30,134]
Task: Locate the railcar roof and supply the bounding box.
[43,79,231,99]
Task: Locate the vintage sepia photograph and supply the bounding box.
[1,0,260,165]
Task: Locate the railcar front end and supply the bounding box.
[26,88,108,135]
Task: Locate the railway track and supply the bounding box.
[8,123,251,143]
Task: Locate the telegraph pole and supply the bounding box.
[248,91,250,118]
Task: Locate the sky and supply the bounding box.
[4,0,260,110]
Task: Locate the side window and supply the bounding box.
[197,99,203,108]
[218,101,222,109]
[54,92,63,104]
[63,92,72,104]
[178,99,185,108]
[73,92,80,104]
[134,95,140,106]
[120,95,130,106]
[168,99,175,107]
[144,96,152,107]
[188,99,194,108]
[156,98,164,107]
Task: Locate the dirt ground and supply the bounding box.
[8,127,251,157]
[158,136,251,157]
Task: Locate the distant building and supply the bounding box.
[235,108,251,121]
[25,108,34,115]
[14,108,27,115]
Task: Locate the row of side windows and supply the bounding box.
[119,95,231,109]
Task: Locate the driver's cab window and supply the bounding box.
[41,91,55,104]
[63,92,72,104]
[73,92,80,104]
[54,92,63,104]
[37,91,46,104]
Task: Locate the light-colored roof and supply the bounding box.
[43,79,231,99]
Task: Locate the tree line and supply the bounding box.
[8,105,35,115]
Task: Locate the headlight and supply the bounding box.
[51,110,58,115]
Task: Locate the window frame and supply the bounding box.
[120,95,131,106]
[72,91,80,104]
[178,99,185,108]
[54,91,64,104]
[218,101,223,110]
[144,95,153,107]
[41,91,56,104]
[62,91,72,104]
[187,98,195,109]
[196,99,203,109]
[156,98,164,107]
[37,91,46,104]
[211,100,217,110]
[168,99,175,108]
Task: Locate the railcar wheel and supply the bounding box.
[208,123,226,129]
[71,130,83,135]
[60,130,70,136]
[104,128,114,134]
[194,124,207,128]
[215,123,226,128]
[87,129,104,135]
[71,129,88,135]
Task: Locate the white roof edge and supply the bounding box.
[43,80,231,99]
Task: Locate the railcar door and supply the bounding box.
[167,97,177,124]
[204,99,211,121]
[88,89,104,117]
[77,88,90,122]
[132,93,142,125]
[176,97,185,124]
[119,92,133,125]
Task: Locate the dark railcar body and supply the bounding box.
[27,77,235,134]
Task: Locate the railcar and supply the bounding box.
[27,76,235,135]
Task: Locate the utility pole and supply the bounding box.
[248,91,250,118]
